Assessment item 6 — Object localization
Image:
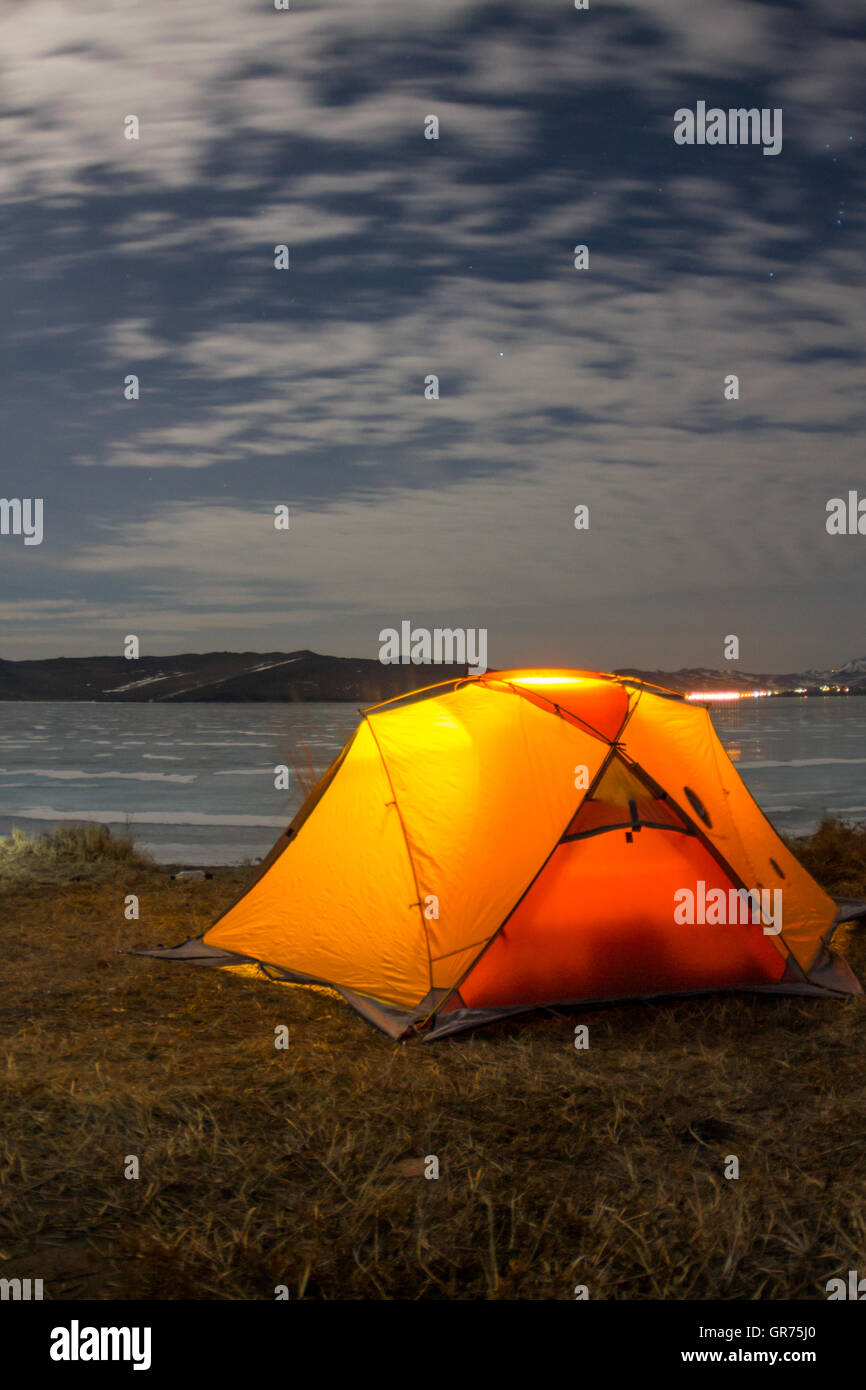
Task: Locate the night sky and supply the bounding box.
[1,0,863,671]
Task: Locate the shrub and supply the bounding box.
[0,823,150,877]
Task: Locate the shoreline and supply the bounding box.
[3,818,865,897]
[4,812,865,874]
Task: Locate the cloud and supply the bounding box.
[75,224,864,481]
[1,0,863,669]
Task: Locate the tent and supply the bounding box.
[141,670,861,1038]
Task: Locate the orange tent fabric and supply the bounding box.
[142,670,861,1037]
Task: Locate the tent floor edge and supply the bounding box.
[132,939,248,967]
[423,966,863,1040]
[132,939,449,1039]
[132,936,861,1040]
[801,942,863,996]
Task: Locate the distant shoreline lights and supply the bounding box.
[687,690,775,701]
[687,687,849,701]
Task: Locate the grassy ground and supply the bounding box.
[1,821,865,1301]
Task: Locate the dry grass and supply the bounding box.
[784,818,866,899]
[271,737,334,804]
[1,822,864,1300]
[0,822,149,881]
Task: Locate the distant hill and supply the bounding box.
[613,659,866,695]
[0,651,863,701]
[0,650,467,703]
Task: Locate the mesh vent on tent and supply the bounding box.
[563,756,691,841]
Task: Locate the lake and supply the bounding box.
[0,698,864,864]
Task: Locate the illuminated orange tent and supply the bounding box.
[143,671,861,1037]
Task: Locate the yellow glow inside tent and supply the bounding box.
[509,674,586,686]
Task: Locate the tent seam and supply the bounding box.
[362,712,435,997]
[699,713,806,971]
[618,741,795,974]
[418,683,638,1030]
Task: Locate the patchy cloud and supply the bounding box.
[0,0,863,669]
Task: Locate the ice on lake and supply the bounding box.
[0,698,863,865]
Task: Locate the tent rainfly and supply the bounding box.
[140,670,862,1038]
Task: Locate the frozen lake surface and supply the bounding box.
[0,698,864,864]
